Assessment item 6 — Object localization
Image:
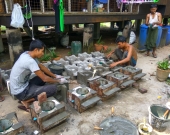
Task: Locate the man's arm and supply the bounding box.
[34,70,60,83]
[145,14,150,25]
[154,13,162,25]
[38,63,56,78]
[110,46,132,68]
[106,50,115,58]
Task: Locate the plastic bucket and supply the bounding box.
[60,35,69,47]
[148,104,170,131]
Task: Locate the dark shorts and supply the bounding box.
[15,76,57,101]
[114,48,137,67]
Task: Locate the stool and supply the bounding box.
[21,98,35,109]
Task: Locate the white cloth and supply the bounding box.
[149,12,159,27]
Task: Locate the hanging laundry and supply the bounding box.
[116,0,122,9]
[10,3,25,28]
[54,0,64,33]
[54,0,58,4]
[59,0,64,32]
[22,5,32,19]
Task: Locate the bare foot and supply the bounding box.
[0,96,5,102]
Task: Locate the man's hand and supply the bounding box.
[55,75,64,79]
[106,52,113,59]
[59,78,68,84]
[110,62,118,68]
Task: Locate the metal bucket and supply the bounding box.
[0,119,13,132]
[148,104,170,131]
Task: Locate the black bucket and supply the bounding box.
[48,64,64,75]
[149,104,170,131]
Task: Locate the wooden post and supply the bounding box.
[94,23,100,39]
[40,0,45,13]
[6,29,23,64]
[68,0,71,12]
[0,26,4,53]
[107,0,110,13]
[83,24,94,53]
[87,0,92,13]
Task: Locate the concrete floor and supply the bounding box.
[0,29,170,135]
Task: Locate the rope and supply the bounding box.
[25,0,35,40]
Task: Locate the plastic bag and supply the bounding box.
[129,31,136,44]
[10,3,25,28]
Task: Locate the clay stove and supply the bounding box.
[0,112,24,135]
[67,86,101,113]
[121,66,146,81]
[30,97,69,133]
[77,71,101,86]
[93,66,112,78]
[106,72,135,89]
[89,78,120,100]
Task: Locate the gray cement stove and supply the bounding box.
[77,71,101,86]
[121,66,146,81]
[30,97,69,133]
[89,78,120,101]
[67,86,101,113]
[106,72,135,89]
[0,112,24,135]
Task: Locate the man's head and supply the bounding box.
[116,36,127,49]
[150,4,157,14]
[29,39,45,58]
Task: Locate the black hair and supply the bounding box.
[29,39,45,51]
[116,36,126,43]
[150,4,157,8]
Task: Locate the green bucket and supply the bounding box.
[71,41,82,56]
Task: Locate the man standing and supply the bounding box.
[107,36,137,68]
[10,39,67,111]
[145,4,162,58]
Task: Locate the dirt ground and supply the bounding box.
[0,28,170,135]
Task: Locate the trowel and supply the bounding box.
[92,69,97,78]
[111,107,114,117]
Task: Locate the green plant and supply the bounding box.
[48,48,58,59]
[157,60,170,70]
[68,51,72,56]
[96,35,105,45]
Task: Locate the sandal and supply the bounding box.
[152,53,157,58]
[18,105,29,112]
[145,53,150,56]
[0,96,5,102]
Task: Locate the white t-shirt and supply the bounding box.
[10,52,40,95]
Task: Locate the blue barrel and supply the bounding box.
[156,26,162,48]
[163,26,170,45]
[138,24,148,51]
[71,41,82,56]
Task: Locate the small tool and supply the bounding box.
[162,102,170,119]
[142,117,148,132]
[94,126,103,130]
[92,69,97,78]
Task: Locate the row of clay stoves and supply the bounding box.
[68,66,146,113]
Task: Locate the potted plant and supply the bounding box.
[39,49,51,63]
[49,48,61,61]
[156,59,170,82]
[95,35,104,52]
